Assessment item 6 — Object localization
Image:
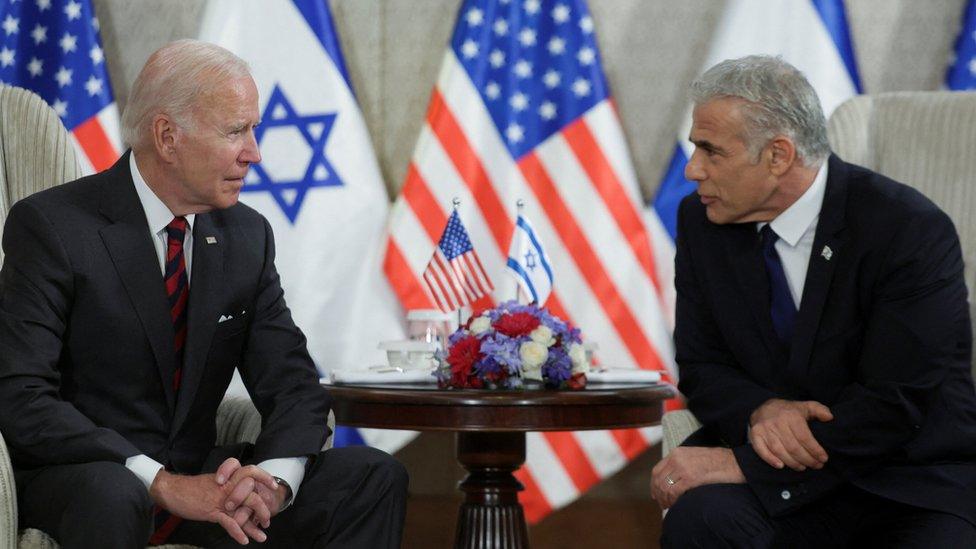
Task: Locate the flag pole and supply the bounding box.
[453,196,463,329]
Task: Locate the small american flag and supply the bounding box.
[423,210,493,313]
[0,0,121,173]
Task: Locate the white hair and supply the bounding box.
[120,39,251,151]
[690,55,830,166]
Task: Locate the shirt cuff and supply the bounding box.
[258,457,308,505]
[125,454,165,491]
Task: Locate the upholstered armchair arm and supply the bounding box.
[215,396,335,450]
[661,410,702,457]
[0,430,17,549]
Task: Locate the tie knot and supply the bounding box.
[166,217,188,241]
[760,224,780,249]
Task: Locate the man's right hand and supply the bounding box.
[749,398,833,471]
[149,463,270,545]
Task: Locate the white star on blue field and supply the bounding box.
[244,84,343,223]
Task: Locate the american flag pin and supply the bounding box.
[206,236,217,244]
[821,245,833,261]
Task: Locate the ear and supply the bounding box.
[151,113,179,163]
[766,136,796,176]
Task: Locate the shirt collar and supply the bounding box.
[130,152,195,235]
[760,160,828,247]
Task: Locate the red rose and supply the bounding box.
[448,335,482,370]
[493,312,540,337]
[567,372,587,390]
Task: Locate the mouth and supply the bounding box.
[699,195,717,206]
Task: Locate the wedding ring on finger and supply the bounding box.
[665,475,676,486]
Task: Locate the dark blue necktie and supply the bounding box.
[760,225,796,344]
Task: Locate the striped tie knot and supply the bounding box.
[166,216,189,243]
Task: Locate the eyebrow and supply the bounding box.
[690,138,723,154]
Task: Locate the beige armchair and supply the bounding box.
[662,91,976,456]
[0,84,334,548]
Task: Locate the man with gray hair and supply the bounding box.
[651,55,976,546]
[0,40,406,547]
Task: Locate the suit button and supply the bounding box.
[781,490,791,500]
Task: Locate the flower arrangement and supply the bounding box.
[434,301,588,390]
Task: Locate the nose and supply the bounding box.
[240,128,262,164]
[684,149,705,183]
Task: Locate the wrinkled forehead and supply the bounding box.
[191,75,260,125]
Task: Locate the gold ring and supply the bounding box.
[665,475,676,486]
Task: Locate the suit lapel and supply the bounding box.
[171,212,224,436]
[723,221,782,355]
[98,152,178,413]
[787,155,849,377]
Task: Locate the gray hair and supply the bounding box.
[121,39,251,151]
[690,55,829,166]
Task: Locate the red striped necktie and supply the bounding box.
[152,217,190,544]
[164,216,189,391]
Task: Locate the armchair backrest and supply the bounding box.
[0,84,83,264]
[828,91,976,379]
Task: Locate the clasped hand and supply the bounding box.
[749,398,833,471]
[650,446,745,509]
[149,458,287,545]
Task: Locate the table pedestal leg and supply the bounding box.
[454,431,529,549]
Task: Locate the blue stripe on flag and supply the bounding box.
[652,145,695,240]
[332,425,366,447]
[811,0,863,93]
[946,0,976,90]
[291,0,354,93]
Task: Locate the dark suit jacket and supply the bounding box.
[675,154,976,524]
[0,152,332,475]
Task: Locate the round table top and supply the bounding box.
[324,382,677,432]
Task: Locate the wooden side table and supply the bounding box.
[326,383,675,549]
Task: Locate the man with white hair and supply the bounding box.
[651,55,976,547]
[0,40,406,548]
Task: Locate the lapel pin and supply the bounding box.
[821,245,833,261]
[206,236,217,244]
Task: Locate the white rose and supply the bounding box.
[569,343,588,374]
[520,341,549,381]
[470,315,492,335]
[529,325,555,346]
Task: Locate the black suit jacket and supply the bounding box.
[0,152,332,474]
[675,155,976,524]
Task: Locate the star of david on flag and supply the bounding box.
[947,0,976,90]
[0,0,121,173]
[423,210,494,313]
[506,213,552,305]
[243,84,342,224]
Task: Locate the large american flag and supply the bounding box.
[0,0,121,173]
[424,209,494,312]
[384,0,676,522]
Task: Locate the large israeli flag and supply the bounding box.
[652,0,862,239]
[200,0,413,452]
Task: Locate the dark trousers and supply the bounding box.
[661,483,976,548]
[16,446,408,549]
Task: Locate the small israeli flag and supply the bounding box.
[506,215,553,306]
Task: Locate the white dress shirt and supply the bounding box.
[757,161,829,308]
[125,153,306,502]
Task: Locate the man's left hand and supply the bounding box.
[215,459,289,529]
[651,446,746,509]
